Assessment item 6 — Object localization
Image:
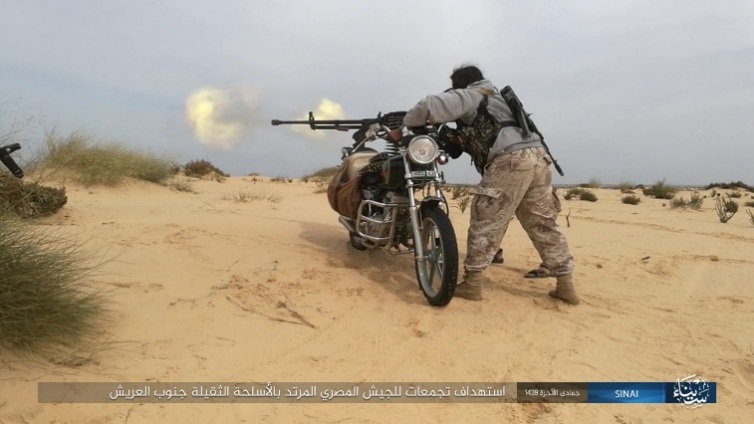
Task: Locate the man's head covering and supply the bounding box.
[450,65,484,89]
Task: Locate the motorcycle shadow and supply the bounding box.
[298,221,429,306]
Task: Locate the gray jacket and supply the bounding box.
[402,80,543,163]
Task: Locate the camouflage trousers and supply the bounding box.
[464,147,574,274]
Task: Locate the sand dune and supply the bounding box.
[1,177,752,423]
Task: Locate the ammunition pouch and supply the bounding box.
[457,94,519,175]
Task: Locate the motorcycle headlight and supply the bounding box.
[407,136,439,164]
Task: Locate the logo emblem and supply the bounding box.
[672,374,711,408]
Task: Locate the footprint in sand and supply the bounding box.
[403,316,440,339]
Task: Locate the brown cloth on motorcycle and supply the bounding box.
[327,152,393,221]
[326,165,362,221]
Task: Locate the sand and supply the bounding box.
[1,176,752,423]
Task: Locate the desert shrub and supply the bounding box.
[564,187,585,200]
[617,181,635,193]
[643,179,677,199]
[745,201,754,208]
[688,192,704,210]
[622,195,641,205]
[168,162,181,175]
[0,172,68,218]
[563,187,597,201]
[222,189,282,203]
[670,193,704,210]
[747,209,754,227]
[710,189,718,197]
[183,159,229,179]
[584,178,601,188]
[456,194,472,214]
[703,181,754,193]
[715,196,738,223]
[167,178,196,193]
[201,171,226,182]
[32,131,175,186]
[670,196,689,209]
[0,212,105,351]
[579,190,598,202]
[727,190,742,198]
[670,196,688,209]
[302,166,339,182]
[313,181,328,194]
[449,185,471,200]
[270,176,293,183]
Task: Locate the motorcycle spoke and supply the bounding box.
[427,260,436,285]
[434,248,444,280]
[424,223,447,291]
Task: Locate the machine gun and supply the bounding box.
[271,111,406,142]
[271,111,382,132]
[500,86,564,176]
[1,143,24,178]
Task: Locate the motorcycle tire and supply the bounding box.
[414,206,458,307]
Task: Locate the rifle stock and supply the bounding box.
[500,86,564,176]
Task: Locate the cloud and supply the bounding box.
[291,98,345,139]
[185,86,258,150]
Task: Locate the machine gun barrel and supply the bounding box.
[271,111,378,131]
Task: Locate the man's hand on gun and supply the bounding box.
[385,127,403,143]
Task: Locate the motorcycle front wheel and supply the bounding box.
[414,206,458,307]
[349,231,368,251]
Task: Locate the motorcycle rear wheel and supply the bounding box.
[414,207,458,307]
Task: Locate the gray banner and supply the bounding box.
[38,382,517,403]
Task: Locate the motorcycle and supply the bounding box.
[271,111,459,306]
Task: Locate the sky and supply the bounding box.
[1,0,753,185]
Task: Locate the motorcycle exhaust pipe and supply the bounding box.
[338,215,356,233]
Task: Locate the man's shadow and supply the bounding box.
[297,221,439,306]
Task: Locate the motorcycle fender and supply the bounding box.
[420,196,445,214]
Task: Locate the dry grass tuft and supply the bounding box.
[0,212,107,352]
[29,131,176,186]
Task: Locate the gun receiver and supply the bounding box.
[271,111,380,131]
[500,86,564,176]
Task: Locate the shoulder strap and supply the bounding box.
[471,89,497,124]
